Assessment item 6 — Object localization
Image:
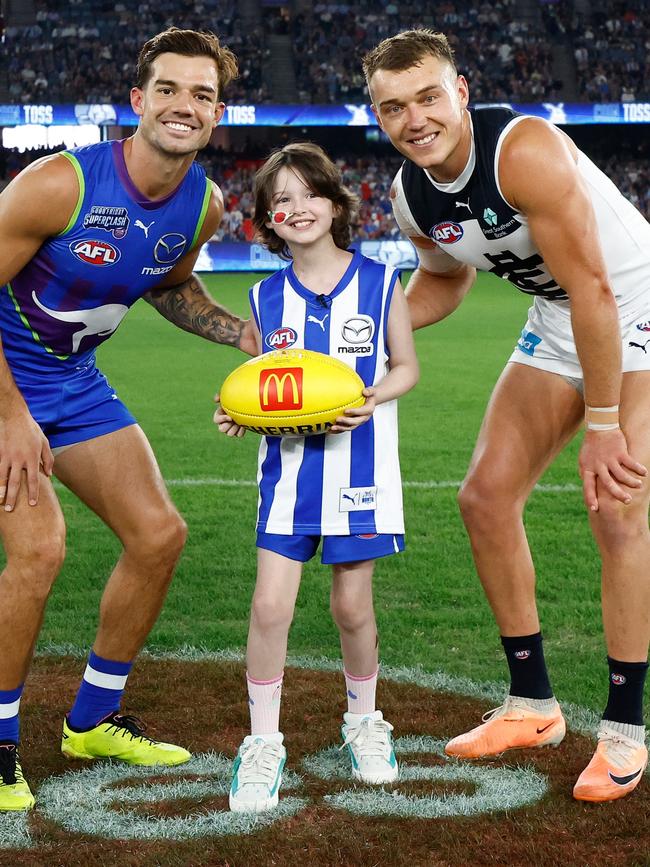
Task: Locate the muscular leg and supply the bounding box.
[458,362,583,636]
[54,425,187,662]
[590,371,650,663]
[0,480,66,690]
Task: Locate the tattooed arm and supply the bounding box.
[143,182,257,356]
[144,273,248,348]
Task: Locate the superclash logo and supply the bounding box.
[430,221,464,244]
[82,205,129,239]
[69,239,120,266]
[265,326,297,350]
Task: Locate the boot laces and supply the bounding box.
[340,717,394,758]
[238,739,284,787]
[598,726,646,769]
[103,712,157,745]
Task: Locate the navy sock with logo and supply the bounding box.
[602,657,648,726]
[501,632,553,700]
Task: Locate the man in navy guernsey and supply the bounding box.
[0,28,256,810]
[364,29,650,803]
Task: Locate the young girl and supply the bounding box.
[215,142,419,813]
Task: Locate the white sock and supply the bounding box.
[344,669,378,714]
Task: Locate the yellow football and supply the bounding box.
[219,348,365,436]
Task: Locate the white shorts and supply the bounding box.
[508,297,650,380]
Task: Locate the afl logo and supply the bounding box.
[636,320,650,332]
[514,650,531,660]
[265,327,297,350]
[154,233,187,264]
[69,239,120,266]
[611,673,627,686]
[431,221,464,244]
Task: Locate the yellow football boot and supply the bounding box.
[0,743,35,811]
[61,712,191,766]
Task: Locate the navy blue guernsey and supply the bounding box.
[0,139,211,374]
[399,107,567,301]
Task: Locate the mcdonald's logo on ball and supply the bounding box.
[219,348,365,436]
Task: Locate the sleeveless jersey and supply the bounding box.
[0,139,211,374]
[393,107,650,314]
[250,249,404,536]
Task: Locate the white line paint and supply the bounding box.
[158,478,582,493]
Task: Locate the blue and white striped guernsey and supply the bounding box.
[250,250,404,536]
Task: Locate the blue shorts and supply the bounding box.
[13,361,136,449]
[256,531,405,565]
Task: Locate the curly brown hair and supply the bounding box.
[135,27,238,97]
[253,142,359,259]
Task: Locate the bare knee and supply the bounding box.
[127,508,187,567]
[250,592,294,634]
[6,522,66,597]
[591,495,649,553]
[331,590,374,634]
[458,472,520,534]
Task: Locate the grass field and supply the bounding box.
[37,270,629,722]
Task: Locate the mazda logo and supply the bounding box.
[154,233,187,264]
[342,316,374,344]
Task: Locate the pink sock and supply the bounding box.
[344,669,378,714]
[246,672,283,735]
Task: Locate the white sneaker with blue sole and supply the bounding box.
[229,732,286,813]
[341,710,398,784]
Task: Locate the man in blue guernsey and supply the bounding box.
[0,28,256,810]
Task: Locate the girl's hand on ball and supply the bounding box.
[213,393,247,438]
[330,388,376,433]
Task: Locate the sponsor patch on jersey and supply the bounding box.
[430,221,464,244]
[337,315,375,356]
[611,673,627,686]
[636,320,650,332]
[339,486,377,512]
[69,239,120,266]
[154,233,187,264]
[265,326,297,350]
[82,205,130,239]
[141,265,173,276]
[517,329,542,357]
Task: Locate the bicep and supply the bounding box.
[386,279,418,365]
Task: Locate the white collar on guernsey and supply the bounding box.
[423,111,475,194]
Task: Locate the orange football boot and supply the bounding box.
[573,725,648,802]
[445,695,566,759]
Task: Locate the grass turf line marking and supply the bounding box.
[161,478,581,493]
[37,754,306,842]
[304,736,548,818]
[0,813,33,850]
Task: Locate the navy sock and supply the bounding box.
[501,632,553,700]
[68,651,132,731]
[0,685,23,744]
[602,657,648,727]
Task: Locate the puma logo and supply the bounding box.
[629,339,650,354]
[135,219,155,238]
[455,199,472,213]
[32,292,129,353]
[307,313,329,331]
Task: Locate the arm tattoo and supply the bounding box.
[144,274,245,347]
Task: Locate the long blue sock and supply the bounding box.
[0,685,24,744]
[68,651,133,731]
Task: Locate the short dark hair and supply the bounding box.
[135,27,238,96]
[362,29,456,85]
[253,142,359,259]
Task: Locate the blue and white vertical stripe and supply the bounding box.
[250,251,404,536]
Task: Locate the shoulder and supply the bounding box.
[498,117,580,211]
[0,152,81,236]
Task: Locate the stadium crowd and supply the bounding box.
[1,143,647,241]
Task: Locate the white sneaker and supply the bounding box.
[340,710,398,784]
[229,733,286,813]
